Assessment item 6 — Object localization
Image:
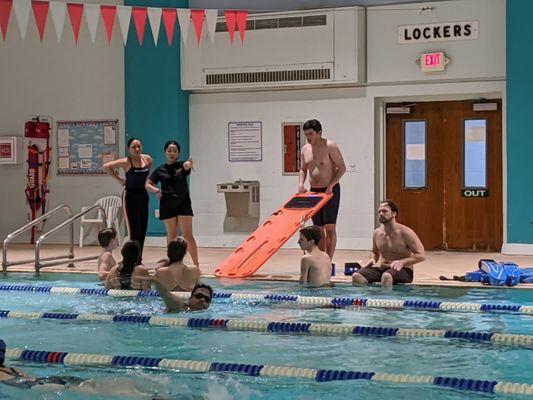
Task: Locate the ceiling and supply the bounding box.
[189,0,448,12]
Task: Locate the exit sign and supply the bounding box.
[420,52,446,72]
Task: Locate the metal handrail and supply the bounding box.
[35,205,107,272]
[2,204,73,272]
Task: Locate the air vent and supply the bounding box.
[303,15,327,26]
[279,17,303,28]
[215,14,327,32]
[255,18,278,30]
[205,68,331,85]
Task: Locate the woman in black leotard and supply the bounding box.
[103,138,153,257]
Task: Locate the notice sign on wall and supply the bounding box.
[398,21,478,44]
[228,122,262,162]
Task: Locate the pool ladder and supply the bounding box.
[2,203,106,273]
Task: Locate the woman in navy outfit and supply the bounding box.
[103,138,153,258]
[146,140,199,267]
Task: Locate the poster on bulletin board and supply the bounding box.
[56,120,119,175]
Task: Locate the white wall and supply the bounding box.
[189,80,505,250]
[190,88,375,250]
[367,0,505,83]
[188,0,506,251]
[0,0,124,244]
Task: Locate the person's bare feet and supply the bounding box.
[381,272,393,287]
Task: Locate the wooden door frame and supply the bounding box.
[376,94,506,247]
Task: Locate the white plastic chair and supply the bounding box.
[79,195,123,247]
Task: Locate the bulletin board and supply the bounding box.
[56,120,119,175]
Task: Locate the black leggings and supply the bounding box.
[123,189,149,256]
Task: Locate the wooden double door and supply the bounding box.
[386,100,502,251]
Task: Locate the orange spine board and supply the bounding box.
[214,192,332,278]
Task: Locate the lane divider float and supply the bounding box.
[0,284,531,315]
[1,309,532,348]
[4,347,533,396]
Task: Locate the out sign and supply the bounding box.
[420,52,446,72]
[462,189,489,198]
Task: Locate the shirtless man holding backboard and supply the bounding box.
[298,119,346,260]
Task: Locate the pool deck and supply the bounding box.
[2,244,533,289]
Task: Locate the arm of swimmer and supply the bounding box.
[363,233,379,268]
[154,281,187,312]
[194,267,201,285]
[104,266,119,289]
[298,148,308,193]
[135,267,152,290]
[327,142,347,188]
[390,229,426,270]
[98,253,113,280]
[103,158,128,186]
[300,258,310,285]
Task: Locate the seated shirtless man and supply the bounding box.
[352,200,425,287]
[155,238,200,291]
[298,226,332,287]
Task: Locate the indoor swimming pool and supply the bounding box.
[0,273,531,399]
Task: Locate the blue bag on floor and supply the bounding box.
[465,270,489,283]
[501,262,521,287]
[519,267,533,283]
[478,259,507,286]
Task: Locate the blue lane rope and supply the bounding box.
[4,347,532,396]
[0,284,531,315]
[1,309,531,348]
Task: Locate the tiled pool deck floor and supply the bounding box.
[2,244,533,289]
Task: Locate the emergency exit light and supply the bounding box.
[420,52,447,72]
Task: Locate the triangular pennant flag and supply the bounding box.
[131,7,147,45]
[147,7,161,46]
[190,9,203,45]
[224,10,235,44]
[161,8,176,46]
[236,10,247,45]
[84,3,99,43]
[100,5,115,45]
[13,0,31,39]
[50,1,66,42]
[116,5,131,46]
[205,9,217,45]
[32,0,49,42]
[67,3,83,43]
[176,8,189,44]
[0,0,12,40]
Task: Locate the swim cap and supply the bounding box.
[0,339,5,365]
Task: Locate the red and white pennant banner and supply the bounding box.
[0,0,248,46]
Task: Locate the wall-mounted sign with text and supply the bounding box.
[398,21,479,44]
[228,121,262,162]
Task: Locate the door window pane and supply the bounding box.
[464,119,487,188]
[403,121,426,189]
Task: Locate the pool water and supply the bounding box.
[0,273,531,399]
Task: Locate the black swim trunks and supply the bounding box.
[310,184,340,226]
[356,266,414,284]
